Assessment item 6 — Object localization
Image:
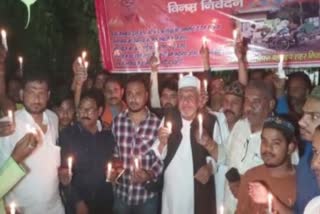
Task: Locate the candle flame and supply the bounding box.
[84,61,89,69]
[202,36,208,46]
[67,156,73,169]
[18,56,23,64]
[82,51,87,60]
[1,29,6,38]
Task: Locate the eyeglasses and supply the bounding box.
[77,108,97,115]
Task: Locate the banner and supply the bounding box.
[95,0,320,72]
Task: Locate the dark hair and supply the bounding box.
[126,74,149,91]
[55,93,75,108]
[287,72,312,91]
[159,79,178,96]
[316,125,320,133]
[225,168,241,183]
[22,72,50,90]
[80,89,105,109]
[104,75,123,89]
[246,80,275,100]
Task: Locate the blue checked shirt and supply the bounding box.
[112,108,163,205]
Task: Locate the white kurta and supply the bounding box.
[0,109,64,214]
[161,119,195,214]
[304,196,320,214]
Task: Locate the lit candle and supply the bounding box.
[1,29,8,51]
[67,156,73,175]
[84,61,89,73]
[202,36,208,47]
[81,51,87,60]
[268,193,273,214]
[179,73,184,79]
[106,162,112,182]
[219,205,224,214]
[278,54,286,79]
[166,121,172,134]
[77,57,83,65]
[198,114,203,140]
[18,56,23,76]
[8,110,13,123]
[154,41,160,64]
[9,202,16,214]
[134,157,139,170]
[189,72,193,76]
[203,79,208,93]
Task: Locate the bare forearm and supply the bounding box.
[238,59,248,86]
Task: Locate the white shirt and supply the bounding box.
[0,108,64,214]
[223,118,263,214]
[154,119,195,214]
[304,196,320,214]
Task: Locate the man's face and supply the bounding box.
[209,78,224,99]
[244,88,271,126]
[126,82,148,113]
[222,94,243,126]
[94,74,107,90]
[104,81,124,106]
[22,81,50,114]
[288,78,309,104]
[8,80,22,103]
[311,130,320,186]
[57,100,75,128]
[178,87,199,121]
[299,98,320,141]
[78,98,101,129]
[261,128,293,167]
[160,88,178,108]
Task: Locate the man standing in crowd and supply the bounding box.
[236,116,297,213]
[295,85,320,213]
[102,76,126,128]
[155,75,216,214]
[59,89,115,213]
[112,75,162,214]
[0,73,64,214]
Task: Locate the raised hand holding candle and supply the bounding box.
[268,193,273,214]
[77,57,83,65]
[179,73,184,79]
[154,41,160,64]
[10,202,16,214]
[106,162,112,182]
[67,156,73,175]
[233,29,238,42]
[1,29,8,51]
[198,114,203,140]
[26,124,37,134]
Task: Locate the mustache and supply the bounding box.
[262,152,275,157]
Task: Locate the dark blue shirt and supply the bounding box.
[294,141,320,213]
[276,95,289,115]
[59,122,115,213]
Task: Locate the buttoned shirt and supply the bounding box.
[112,108,162,205]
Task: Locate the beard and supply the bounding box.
[24,103,46,114]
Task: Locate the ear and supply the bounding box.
[269,99,276,112]
[287,142,296,155]
[98,106,104,117]
[19,89,24,101]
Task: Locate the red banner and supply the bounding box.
[95,0,320,72]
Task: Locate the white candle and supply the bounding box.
[189,72,193,76]
[179,73,184,79]
[278,54,286,79]
[233,29,238,41]
[203,79,208,93]
[77,57,83,65]
[198,114,203,140]
[134,157,139,170]
[106,162,112,182]
[81,51,87,60]
[166,121,172,134]
[219,205,224,214]
[8,110,13,123]
[154,41,160,64]
[67,156,73,175]
[268,193,273,214]
[9,202,16,214]
[84,61,89,73]
[18,56,23,76]
[1,29,8,51]
[202,36,208,47]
